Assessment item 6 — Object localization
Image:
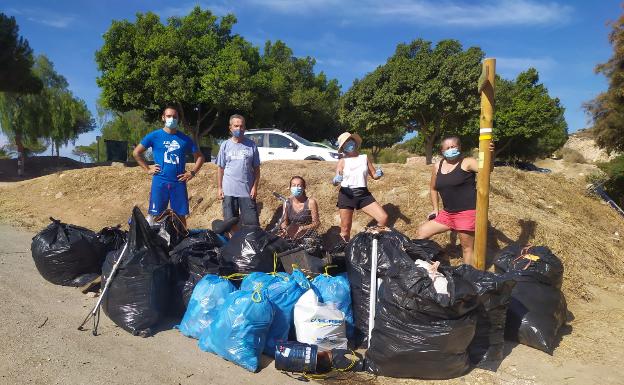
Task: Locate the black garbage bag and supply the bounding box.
[102,207,171,337]
[365,264,479,379]
[494,245,567,354]
[219,226,290,275]
[96,225,128,256]
[169,230,221,315]
[345,228,417,346]
[454,265,516,371]
[31,218,104,286]
[406,238,446,264]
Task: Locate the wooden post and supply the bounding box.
[474,58,496,270]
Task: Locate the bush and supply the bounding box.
[561,148,586,164]
[597,155,624,207]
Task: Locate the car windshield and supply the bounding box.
[287,132,315,147]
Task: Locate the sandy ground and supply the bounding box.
[1,223,624,385]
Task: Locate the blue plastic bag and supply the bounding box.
[177,275,236,339]
[263,273,308,354]
[311,273,354,338]
[291,269,311,290]
[198,289,274,372]
[240,272,281,292]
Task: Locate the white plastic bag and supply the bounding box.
[294,289,347,351]
[415,259,449,295]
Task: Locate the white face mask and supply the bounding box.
[165,117,178,129]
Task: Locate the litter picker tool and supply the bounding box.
[77,240,129,335]
[367,231,381,348]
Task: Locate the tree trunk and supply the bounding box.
[50,141,54,156]
[15,132,25,177]
[56,143,60,157]
[424,136,435,165]
[371,146,380,163]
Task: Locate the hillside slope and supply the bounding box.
[1,160,622,302]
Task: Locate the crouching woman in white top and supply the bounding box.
[332,132,388,242]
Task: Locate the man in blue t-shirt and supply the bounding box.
[133,106,205,226]
[216,114,261,226]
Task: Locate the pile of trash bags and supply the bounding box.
[31,209,570,379]
[351,230,517,379]
[494,245,567,354]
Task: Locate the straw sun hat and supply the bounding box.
[337,132,362,152]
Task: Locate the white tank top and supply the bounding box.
[341,154,368,188]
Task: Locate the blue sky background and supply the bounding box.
[0,0,619,158]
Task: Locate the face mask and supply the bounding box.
[343,140,356,153]
[165,117,178,129]
[232,129,242,138]
[291,186,303,197]
[443,148,461,159]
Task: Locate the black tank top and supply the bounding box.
[434,157,476,212]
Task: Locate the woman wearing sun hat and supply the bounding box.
[332,132,388,242]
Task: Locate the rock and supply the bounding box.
[111,162,125,168]
[55,192,64,199]
[85,292,99,298]
[405,156,427,165]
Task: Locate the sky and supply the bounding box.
[0,0,619,159]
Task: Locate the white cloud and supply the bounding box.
[248,0,573,27]
[3,7,77,28]
[496,56,557,77]
[27,15,75,29]
[156,1,235,18]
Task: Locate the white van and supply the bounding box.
[244,129,340,162]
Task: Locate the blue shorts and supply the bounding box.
[148,178,189,216]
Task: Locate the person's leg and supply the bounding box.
[457,231,475,265]
[170,181,189,228]
[360,201,388,226]
[339,208,354,241]
[239,197,260,227]
[222,196,238,221]
[416,210,453,239]
[147,178,168,218]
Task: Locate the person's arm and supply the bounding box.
[250,145,260,200]
[280,201,290,230]
[133,144,160,175]
[307,198,320,231]
[178,150,205,182]
[367,157,382,180]
[250,166,260,200]
[333,158,345,185]
[217,166,225,200]
[429,161,440,216]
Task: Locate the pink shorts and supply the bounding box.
[434,209,476,232]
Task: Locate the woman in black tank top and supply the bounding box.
[280,176,320,241]
[416,137,494,265]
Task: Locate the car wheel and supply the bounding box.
[304,156,323,161]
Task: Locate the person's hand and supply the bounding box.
[375,167,384,178]
[177,171,194,182]
[332,174,343,186]
[489,141,495,152]
[217,188,224,200]
[250,185,257,200]
[427,210,439,220]
[147,164,160,175]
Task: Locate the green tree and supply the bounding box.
[340,67,406,161]
[251,40,341,140]
[96,7,258,144]
[0,55,94,174]
[584,11,624,154]
[460,69,567,161]
[340,39,484,164]
[0,13,42,93]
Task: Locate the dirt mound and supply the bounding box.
[0,161,623,302]
[0,156,97,181]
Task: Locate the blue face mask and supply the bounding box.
[232,129,242,138]
[343,140,356,153]
[443,148,461,159]
[165,117,178,129]
[290,186,303,197]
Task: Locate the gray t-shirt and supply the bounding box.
[216,137,260,197]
